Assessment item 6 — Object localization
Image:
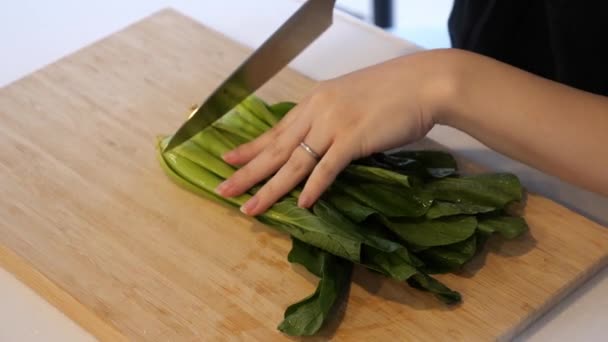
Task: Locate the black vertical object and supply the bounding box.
[373,0,393,28]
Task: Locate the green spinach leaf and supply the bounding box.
[357,150,457,179]
[382,216,477,247]
[426,201,496,219]
[323,191,377,223]
[477,216,528,239]
[242,96,281,127]
[362,247,419,281]
[424,173,523,208]
[336,181,433,218]
[407,273,461,304]
[287,238,326,277]
[417,235,477,273]
[268,101,296,121]
[279,239,352,336]
[341,164,411,187]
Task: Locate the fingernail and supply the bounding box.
[240,196,259,215]
[215,180,231,196]
[222,151,237,163]
[297,194,311,208]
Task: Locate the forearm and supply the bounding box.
[434,49,608,195]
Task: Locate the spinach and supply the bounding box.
[417,235,478,273]
[382,216,478,247]
[341,164,411,187]
[174,140,236,179]
[268,101,296,121]
[357,150,457,179]
[257,199,364,261]
[477,216,528,239]
[336,181,433,218]
[242,96,281,127]
[279,238,352,336]
[362,246,419,281]
[426,201,496,219]
[158,95,528,336]
[323,192,377,223]
[424,173,523,208]
[407,273,461,304]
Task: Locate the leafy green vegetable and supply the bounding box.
[426,201,496,219]
[189,127,245,159]
[212,106,268,141]
[259,199,363,261]
[389,150,458,178]
[417,235,477,273]
[382,216,478,247]
[362,246,419,281]
[268,101,296,121]
[336,181,433,218]
[157,137,233,206]
[357,150,457,179]
[407,273,461,304]
[424,173,523,207]
[158,95,528,336]
[323,192,377,223]
[311,200,398,253]
[477,216,528,239]
[341,164,411,187]
[242,96,281,127]
[173,140,236,179]
[287,238,326,277]
[164,145,364,261]
[279,238,352,336]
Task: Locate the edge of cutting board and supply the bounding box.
[0,244,127,341]
[0,9,187,341]
[0,7,312,340]
[498,208,608,341]
[0,7,607,341]
[403,127,608,341]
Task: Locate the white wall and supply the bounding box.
[337,0,454,48]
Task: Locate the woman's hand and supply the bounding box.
[215,50,456,215]
[215,47,608,212]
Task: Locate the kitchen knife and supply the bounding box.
[164,0,336,151]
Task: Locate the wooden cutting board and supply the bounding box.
[0,9,607,341]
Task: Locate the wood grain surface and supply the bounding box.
[0,9,607,341]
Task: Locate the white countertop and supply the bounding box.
[1,1,606,341]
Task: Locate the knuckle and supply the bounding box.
[309,82,337,105]
[235,142,253,155]
[231,166,250,184]
[270,125,284,137]
[304,176,327,198]
[259,181,276,198]
[265,143,285,158]
[258,179,287,205]
[286,156,307,174]
[342,116,359,130]
[316,160,337,178]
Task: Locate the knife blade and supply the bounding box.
[164,0,336,151]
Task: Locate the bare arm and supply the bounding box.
[437,49,608,195]
[217,48,608,215]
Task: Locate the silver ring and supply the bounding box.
[299,141,321,160]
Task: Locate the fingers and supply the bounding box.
[222,129,276,166]
[239,146,317,215]
[239,127,332,216]
[216,117,310,198]
[222,103,304,165]
[297,141,353,208]
[216,92,358,215]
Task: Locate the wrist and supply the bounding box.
[419,48,468,128]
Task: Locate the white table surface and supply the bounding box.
[1,1,606,341]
